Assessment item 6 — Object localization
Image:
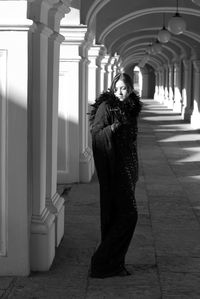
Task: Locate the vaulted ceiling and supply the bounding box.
[78,0,200,69]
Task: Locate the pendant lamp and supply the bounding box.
[158,13,171,43]
[168,0,186,35]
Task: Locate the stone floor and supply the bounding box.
[1,99,200,298]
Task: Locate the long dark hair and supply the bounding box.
[109,73,133,95]
[89,72,141,125]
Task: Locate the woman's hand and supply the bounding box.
[111,121,121,132]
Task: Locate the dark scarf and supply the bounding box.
[89,91,142,124]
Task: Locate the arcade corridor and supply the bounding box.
[1,0,200,281]
[1,99,200,298]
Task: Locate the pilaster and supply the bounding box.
[27,0,72,271]
[191,60,200,129]
[182,59,192,121]
[163,64,169,104]
[46,32,65,247]
[80,43,102,182]
[158,68,165,103]
[96,46,107,94]
[168,63,174,109]
[106,56,116,89]
[173,61,182,113]
[154,71,159,100]
[88,45,102,103]
[59,26,94,183]
[101,54,110,91]
[28,21,56,272]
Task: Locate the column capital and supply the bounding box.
[193,60,200,73]
[27,0,72,32]
[88,45,102,68]
[30,22,53,37]
[61,25,87,43]
[60,26,88,60]
[101,54,110,69]
[88,45,102,58]
[105,56,116,72]
[96,46,107,67]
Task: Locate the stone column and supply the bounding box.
[154,71,159,100]
[27,0,71,271]
[168,63,174,109]
[159,68,165,103]
[173,61,182,113]
[113,54,120,78]
[164,64,169,104]
[182,59,192,121]
[78,41,101,182]
[88,45,101,104]
[58,26,94,183]
[46,31,66,248]
[191,60,200,129]
[28,22,55,272]
[101,55,110,91]
[96,47,106,95]
[106,56,115,89]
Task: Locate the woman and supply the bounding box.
[89,73,142,278]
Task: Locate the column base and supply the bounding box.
[30,208,55,271]
[181,106,192,122]
[191,109,200,129]
[47,193,65,247]
[79,147,94,182]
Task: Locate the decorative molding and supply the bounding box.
[0,50,7,257]
[30,207,55,271]
[27,0,72,31]
[50,32,65,44]
[46,192,65,247]
[61,26,88,43]
[88,45,101,68]
[29,22,53,37]
[31,207,55,234]
[79,148,94,183]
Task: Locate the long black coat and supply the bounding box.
[90,91,142,277]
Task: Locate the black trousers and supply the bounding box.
[90,182,138,277]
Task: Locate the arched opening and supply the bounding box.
[133,66,143,96]
[140,64,155,99]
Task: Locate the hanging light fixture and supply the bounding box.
[158,13,171,43]
[168,0,186,35]
[191,0,200,6]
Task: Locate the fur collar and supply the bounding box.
[89,91,142,124]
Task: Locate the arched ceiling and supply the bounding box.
[80,0,200,69]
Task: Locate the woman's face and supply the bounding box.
[114,80,128,101]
